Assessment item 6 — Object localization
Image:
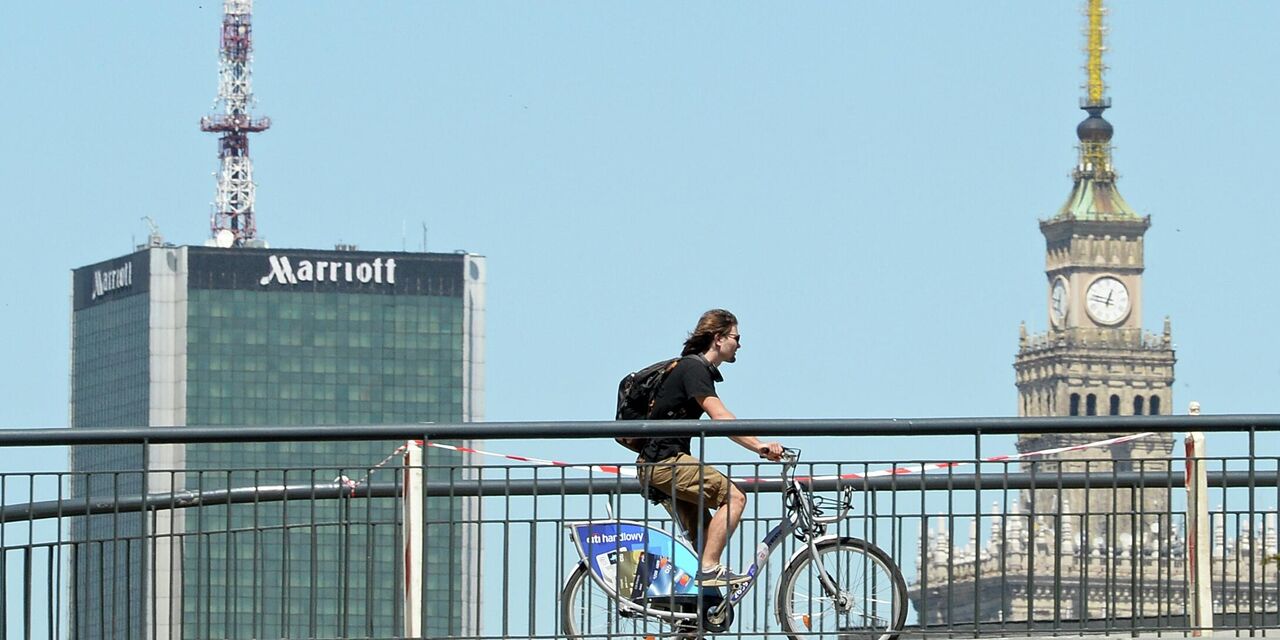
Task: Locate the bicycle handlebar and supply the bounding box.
[779,448,802,482]
[777,448,854,526]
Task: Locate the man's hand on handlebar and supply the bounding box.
[756,441,784,461]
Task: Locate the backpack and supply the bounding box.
[614,357,681,453]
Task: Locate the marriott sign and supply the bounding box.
[91,262,133,300]
[259,255,397,287]
[75,248,461,311]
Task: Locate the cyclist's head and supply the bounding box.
[682,309,739,357]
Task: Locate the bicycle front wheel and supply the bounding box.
[776,536,907,640]
[560,562,688,640]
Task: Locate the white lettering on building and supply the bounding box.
[91,262,133,300]
[259,255,397,287]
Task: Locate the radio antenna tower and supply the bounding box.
[200,0,270,248]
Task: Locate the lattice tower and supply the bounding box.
[200,0,270,247]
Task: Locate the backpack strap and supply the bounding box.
[692,353,723,382]
[643,358,682,419]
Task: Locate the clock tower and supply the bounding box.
[1013,0,1175,552]
[909,3,1186,624]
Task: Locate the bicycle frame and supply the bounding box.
[710,453,853,616]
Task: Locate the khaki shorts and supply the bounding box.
[638,453,735,540]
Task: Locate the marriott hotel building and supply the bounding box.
[69,245,485,639]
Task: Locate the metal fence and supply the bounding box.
[2,415,1279,639]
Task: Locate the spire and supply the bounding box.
[1266,513,1278,556]
[930,516,951,563]
[962,517,978,561]
[986,501,1004,556]
[1084,0,1107,109]
[1051,0,1140,222]
[1077,0,1113,178]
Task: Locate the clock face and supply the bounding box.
[1049,278,1068,328]
[1085,276,1130,325]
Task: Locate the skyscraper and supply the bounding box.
[69,244,485,638]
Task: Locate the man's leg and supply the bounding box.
[699,484,746,571]
[672,500,710,554]
[663,454,749,584]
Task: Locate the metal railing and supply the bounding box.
[2,415,1278,639]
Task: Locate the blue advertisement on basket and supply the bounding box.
[569,520,701,599]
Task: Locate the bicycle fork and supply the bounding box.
[803,536,854,613]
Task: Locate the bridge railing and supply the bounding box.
[2,415,1278,639]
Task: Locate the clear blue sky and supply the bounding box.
[2,2,1279,471]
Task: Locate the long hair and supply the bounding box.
[681,309,738,356]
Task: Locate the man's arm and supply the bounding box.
[698,396,783,461]
[699,395,736,420]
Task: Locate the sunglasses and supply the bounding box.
[725,334,741,344]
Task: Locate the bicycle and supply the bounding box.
[560,448,907,640]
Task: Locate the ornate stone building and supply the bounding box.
[911,0,1180,625]
[911,508,1279,625]
[907,1,1278,627]
[1009,0,1176,577]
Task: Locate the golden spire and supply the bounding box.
[1076,0,1113,179]
[1054,0,1140,221]
[1085,0,1107,106]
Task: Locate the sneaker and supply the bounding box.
[695,564,750,586]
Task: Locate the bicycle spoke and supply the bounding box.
[777,538,905,640]
[561,565,684,640]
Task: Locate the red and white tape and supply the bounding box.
[421,440,636,477]
[344,431,1156,489]
[741,430,1156,484]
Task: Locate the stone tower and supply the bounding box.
[908,5,1279,627]
[1012,0,1176,556]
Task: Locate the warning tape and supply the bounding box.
[416,440,636,477]
[343,431,1157,491]
[338,439,637,493]
[740,430,1157,484]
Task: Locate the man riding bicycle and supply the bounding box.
[636,309,785,587]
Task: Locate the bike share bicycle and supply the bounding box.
[560,449,907,640]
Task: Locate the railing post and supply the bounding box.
[402,440,424,639]
[140,438,151,640]
[1184,401,1212,636]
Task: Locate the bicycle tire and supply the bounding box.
[560,562,687,640]
[775,536,907,640]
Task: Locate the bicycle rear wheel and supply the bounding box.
[560,562,690,640]
[776,536,907,640]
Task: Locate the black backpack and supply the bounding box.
[614,357,681,453]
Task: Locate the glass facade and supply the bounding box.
[185,289,463,426]
[181,288,467,638]
[69,291,150,428]
[68,290,151,640]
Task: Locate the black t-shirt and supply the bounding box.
[639,355,724,462]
